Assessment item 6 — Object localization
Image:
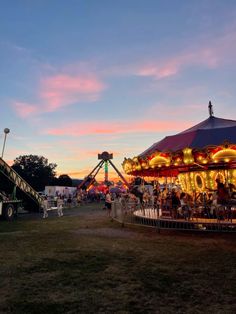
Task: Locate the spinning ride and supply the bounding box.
[78,151,130,190]
[122,102,236,194]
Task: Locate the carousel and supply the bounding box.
[123,102,236,193]
[121,102,236,230]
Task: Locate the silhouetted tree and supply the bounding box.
[12,155,57,191]
[57,174,72,187]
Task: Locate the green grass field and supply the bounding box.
[0,203,235,314]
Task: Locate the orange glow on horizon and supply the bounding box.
[59,169,129,182]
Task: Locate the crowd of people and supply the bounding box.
[41,188,118,218]
[104,178,236,221]
[42,192,79,218]
[41,178,236,221]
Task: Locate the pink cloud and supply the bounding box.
[44,119,192,137]
[40,74,105,111]
[135,25,236,81]
[13,102,38,118]
[12,73,105,117]
[120,28,236,81]
[103,43,222,80]
[137,61,179,79]
[136,48,220,80]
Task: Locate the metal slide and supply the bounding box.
[0,157,44,211]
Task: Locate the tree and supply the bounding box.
[12,155,57,191]
[57,174,72,187]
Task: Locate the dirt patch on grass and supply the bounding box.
[0,231,23,235]
[73,227,139,238]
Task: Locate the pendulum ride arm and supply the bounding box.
[86,160,105,189]
[78,160,104,190]
[108,160,130,189]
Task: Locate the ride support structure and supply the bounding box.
[78,151,130,190]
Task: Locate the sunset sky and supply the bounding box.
[1,0,236,181]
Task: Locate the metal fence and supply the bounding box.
[111,200,236,233]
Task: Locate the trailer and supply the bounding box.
[0,190,23,220]
[0,157,44,220]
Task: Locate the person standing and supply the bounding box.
[180,192,191,220]
[171,190,180,219]
[215,178,229,205]
[57,196,64,217]
[42,196,49,219]
[105,191,112,217]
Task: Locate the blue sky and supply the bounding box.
[1,0,236,180]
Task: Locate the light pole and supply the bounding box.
[1,128,10,159]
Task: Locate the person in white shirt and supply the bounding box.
[57,196,64,217]
[42,196,49,219]
[105,191,112,217]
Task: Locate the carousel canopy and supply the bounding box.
[140,116,236,157]
[122,104,236,178]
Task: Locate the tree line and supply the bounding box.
[12,154,73,191]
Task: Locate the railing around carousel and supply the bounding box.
[111,199,236,232]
